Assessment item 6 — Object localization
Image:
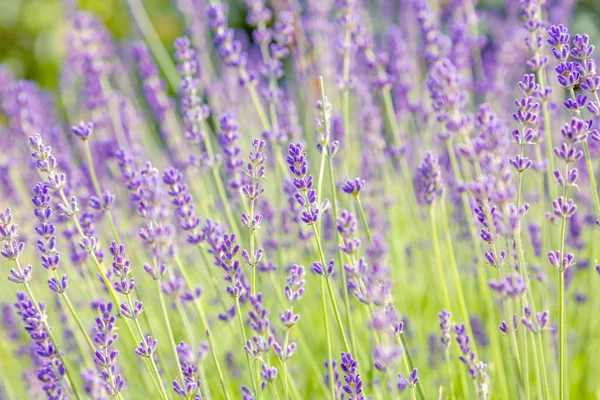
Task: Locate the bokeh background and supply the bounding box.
[1,0,600,90]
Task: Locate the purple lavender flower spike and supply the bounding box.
[439,310,452,348]
[340,352,364,399]
[92,302,125,396]
[286,143,320,225]
[218,113,244,192]
[416,152,445,205]
[454,323,490,398]
[14,292,67,398]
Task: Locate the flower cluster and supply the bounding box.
[286,143,320,225]
[91,301,125,396]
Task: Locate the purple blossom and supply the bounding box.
[416,152,444,205]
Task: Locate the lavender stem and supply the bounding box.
[125,0,181,90]
[327,155,358,356]
[235,297,259,395]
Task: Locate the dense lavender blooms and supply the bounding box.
[286,143,320,225]
[340,352,364,399]
[3,2,600,399]
[91,302,125,396]
[14,292,66,399]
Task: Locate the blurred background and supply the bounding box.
[1,0,600,90]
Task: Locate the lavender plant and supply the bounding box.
[1,1,599,399]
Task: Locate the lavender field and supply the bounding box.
[0,0,599,399]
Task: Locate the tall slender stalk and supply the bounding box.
[311,224,351,353]
[125,0,181,90]
[235,298,259,396]
[557,162,569,400]
[206,329,233,400]
[320,276,335,400]
[440,199,474,335]
[155,273,186,386]
[429,204,452,313]
[83,140,121,241]
[8,243,81,400]
[327,155,357,356]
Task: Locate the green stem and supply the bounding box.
[209,158,241,238]
[557,159,569,400]
[440,199,472,330]
[311,224,351,352]
[445,349,454,400]
[355,196,373,244]
[125,0,181,90]
[59,287,95,353]
[530,332,543,400]
[246,80,271,130]
[83,140,121,242]
[397,333,426,400]
[429,205,451,310]
[327,155,357,356]
[320,276,335,400]
[249,198,257,295]
[235,298,258,396]
[255,358,262,400]
[156,277,186,386]
[204,322,232,400]
[282,329,291,400]
[267,274,328,394]
[325,276,351,353]
[317,147,328,210]
[523,320,531,400]
[129,296,169,399]
[582,141,600,220]
[536,333,551,400]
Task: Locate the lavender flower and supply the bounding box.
[92,302,125,396]
[218,113,244,191]
[286,143,320,225]
[439,310,451,347]
[416,152,444,205]
[14,293,67,398]
[454,324,489,399]
[341,178,365,197]
[340,352,364,399]
[397,368,419,393]
[174,36,210,148]
[172,341,207,398]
